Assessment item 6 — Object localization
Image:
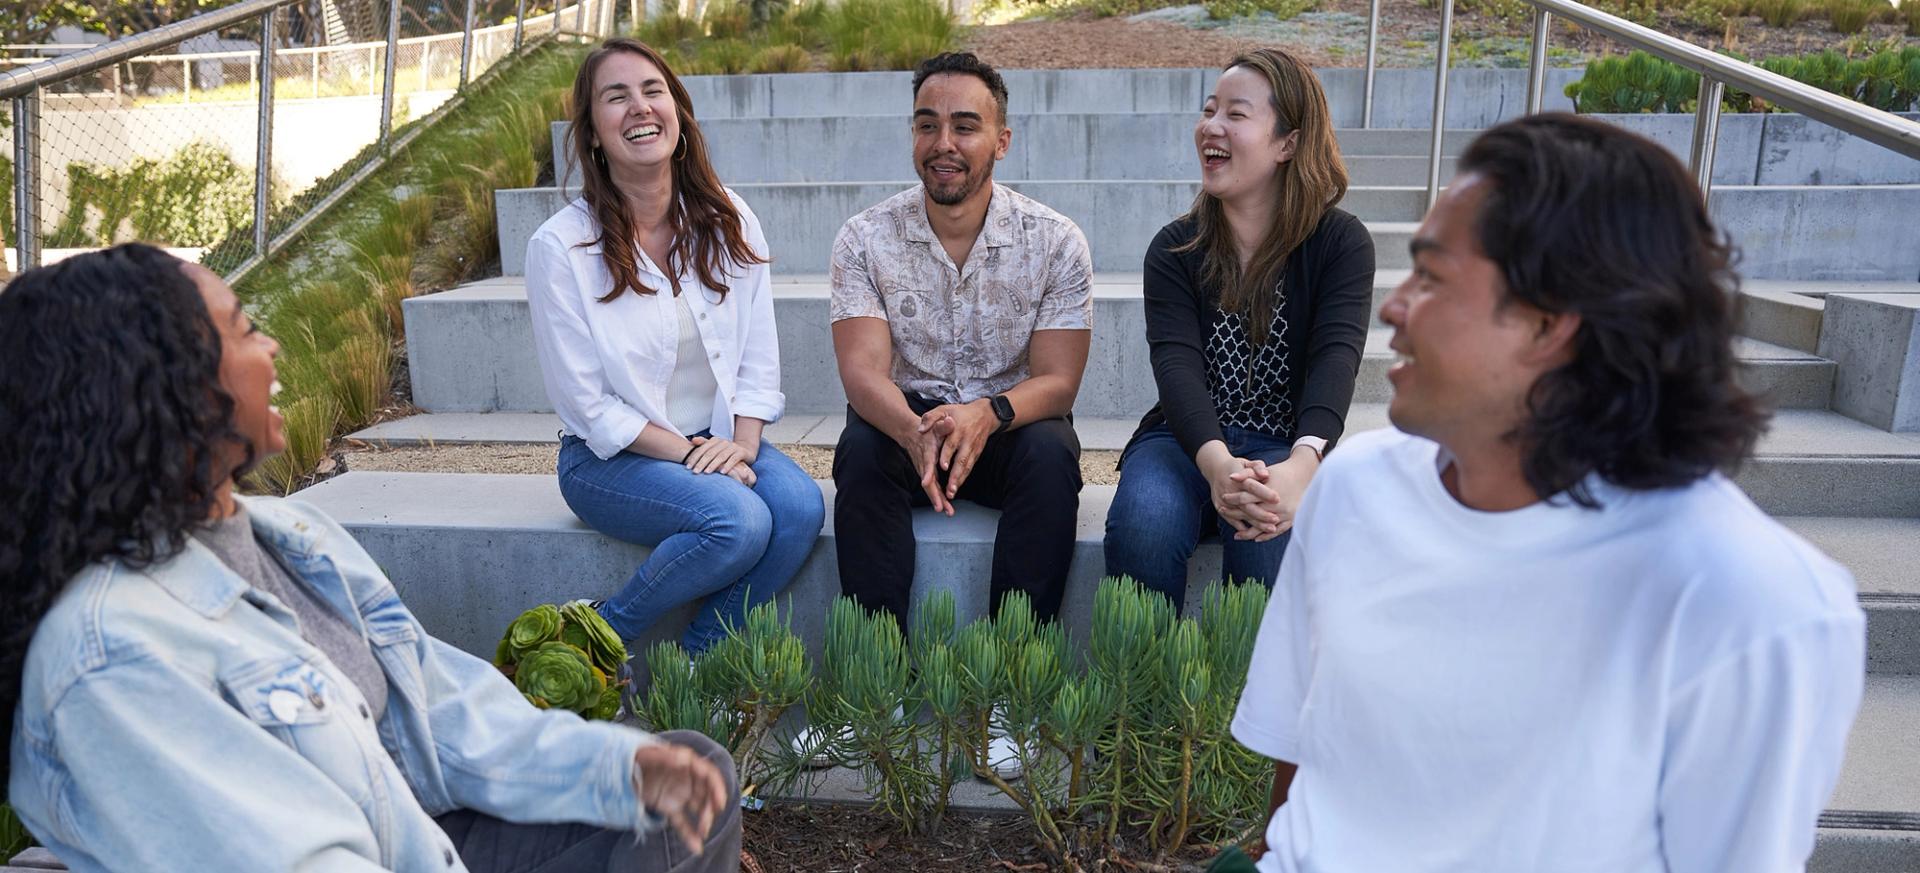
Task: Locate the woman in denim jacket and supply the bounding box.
[1,244,740,872]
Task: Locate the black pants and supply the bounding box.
[434,730,741,873]
[832,393,1083,627]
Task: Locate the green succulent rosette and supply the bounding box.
[559,600,626,676]
[590,684,623,721]
[501,604,563,663]
[514,641,606,713]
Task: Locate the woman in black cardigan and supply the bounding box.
[1105,48,1376,608]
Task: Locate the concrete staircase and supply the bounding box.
[301,68,1920,867]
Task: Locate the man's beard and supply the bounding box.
[920,158,991,206]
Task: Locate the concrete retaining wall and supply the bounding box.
[672,67,1586,127]
[555,112,1920,188]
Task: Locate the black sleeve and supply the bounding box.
[1294,213,1377,447]
[1141,222,1225,459]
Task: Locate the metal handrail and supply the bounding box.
[1404,0,1920,209]
[0,0,304,100]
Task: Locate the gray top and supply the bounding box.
[193,507,389,723]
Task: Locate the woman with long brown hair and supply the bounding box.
[526,38,822,653]
[1104,48,1376,608]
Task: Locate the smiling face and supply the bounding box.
[1196,65,1300,204]
[588,50,680,179]
[1378,174,1573,453]
[911,72,1009,207]
[184,263,284,477]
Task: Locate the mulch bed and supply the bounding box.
[742,802,1230,872]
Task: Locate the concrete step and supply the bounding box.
[295,467,1920,674]
[349,405,1920,516]
[496,182,1920,280]
[553,112,1920,187]
[402,274,1838,417]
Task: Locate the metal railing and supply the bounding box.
[2,0,614,278]
[1344,0,1920,207]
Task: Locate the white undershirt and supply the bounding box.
[663,293,719,437]
[1233,427,1864,873]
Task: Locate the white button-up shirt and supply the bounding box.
[525,193,783,460]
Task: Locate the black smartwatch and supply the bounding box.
[988,394,1015,433]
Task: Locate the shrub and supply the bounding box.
[1752,0,1808,26]
[1826,0,1881,32]
[749,43,812,72]
[252,391,339,494]
[48,141,254,248]
[1563,50,1700,113]
[1905,0,1920,34]
[695,38,756,74]
[1205,0,1316,19]
[635,11,703,44]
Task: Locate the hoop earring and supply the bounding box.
[673,133,688,161]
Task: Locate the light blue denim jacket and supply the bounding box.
[8,495,656,872]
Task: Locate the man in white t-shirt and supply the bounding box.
[1229,114,1866,872]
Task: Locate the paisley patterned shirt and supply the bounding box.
[828,184,1094,404]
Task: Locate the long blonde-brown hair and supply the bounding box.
[565,38,766,302]
[1176,48,1348,345]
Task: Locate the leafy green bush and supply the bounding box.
[48,141,254,248]
[1567,47,1920,113]
[693,37,756,74]
[1564,51,1701,113]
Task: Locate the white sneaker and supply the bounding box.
[986,733,1024,781]
[791,724,840,769]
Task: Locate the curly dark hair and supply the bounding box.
[1458,114,1769,507]
[1,244,250,784]
[912,51,1009,124]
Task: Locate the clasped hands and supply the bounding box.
[1200,441,1312,542]
[904,399,998,516]
[685,436,757,487]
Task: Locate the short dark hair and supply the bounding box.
[912,52,1009,123]
[1457,113,1768,507]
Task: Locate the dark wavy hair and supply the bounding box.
[564,38,765,304]
[1459,114,1768,506]
[1,244,249,784]
[912,51,1009,124]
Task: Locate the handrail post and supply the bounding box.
[1362,0,1381,128]
[459,0,477,86]
[379,0,400,149]
[1525,7,1551,114]
[575,0,588,36]
[1690,77,1725,198]
[1425,0,1455,211]
[513,0,527,50]
[254,7,275,262]
[11,89,40,272]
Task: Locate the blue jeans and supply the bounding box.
[1103,424,1294,609]
[558,434,825,653]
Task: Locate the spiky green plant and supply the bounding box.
[811,597,940,833]
[702,600,812,785]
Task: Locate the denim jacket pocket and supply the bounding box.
[218,655,375,805]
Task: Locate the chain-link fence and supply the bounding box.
[2,0,615,279]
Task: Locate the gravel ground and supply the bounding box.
[343,442,1126,485]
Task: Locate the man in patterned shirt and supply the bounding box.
[829,52,1094,630]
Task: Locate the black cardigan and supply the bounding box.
[1130,208,1376,458]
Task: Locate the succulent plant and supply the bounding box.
[559,600,626,676]
[501,604,563,662]
[514,641,606,713]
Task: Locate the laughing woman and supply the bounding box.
[528,39,824,654]
[1,245,738,872]
[1104,49,1376,608]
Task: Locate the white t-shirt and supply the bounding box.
[1232,428,1865,873]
